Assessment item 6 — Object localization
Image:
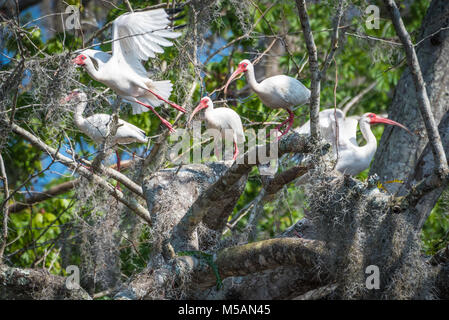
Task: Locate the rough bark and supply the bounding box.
[371,0,449,192]
[0,265,91,300]
[143,162,247,252]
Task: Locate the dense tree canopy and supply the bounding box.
[0,0,448,300]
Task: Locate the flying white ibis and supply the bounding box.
[294,109,411,176]
[65,90,148,173]
[72,8,184,133]
[188,97,244,161]
[224,59,311,137]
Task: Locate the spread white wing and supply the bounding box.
[111,9,181,77]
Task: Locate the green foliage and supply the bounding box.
[422,189,449,255]
[0,0,446,293]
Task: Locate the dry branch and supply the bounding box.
[186,237,327,288]
[0,264,91,300]
[296,0,321,139]
[384,0,449,176]
[170,132,317,251]
[10,123,152,224]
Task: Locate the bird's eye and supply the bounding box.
[82,56,86,60]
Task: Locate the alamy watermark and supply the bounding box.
[65,265,80,290]
[64,5,81,30]
[365,265,380,289]
[365,5,380,30]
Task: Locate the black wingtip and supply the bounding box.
[168,13,186,21]
[166,5,185,15]
[173,24,187,30]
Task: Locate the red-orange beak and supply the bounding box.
[72,55,85,66]
[188,100,208,124]
[224,64,246,94]
[370,115,412,135]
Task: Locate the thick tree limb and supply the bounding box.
[170,133,316,251]
[117,237,327,299]
[0,264,91,300]
[385,0,449,176]
[10,123,152,224]
[197,265,325,300]
[292,283,337,300]
[296,0,321,139]
[401,111,449,229]
[186,238,327,289]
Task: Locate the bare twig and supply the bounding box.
[342,80,378,115]
[320,0,346,79]
[123,0,134,13]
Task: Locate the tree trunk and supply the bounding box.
[371,0,449,195]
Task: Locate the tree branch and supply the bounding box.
[384,0,449,177]
[10,123,152,225]
[7,160,135,214]
[185,238,327,289]
[320,0,346,79]
[170,132,317,251]
[0,264,91,300]
[296,0,321,139]
[0,153,10,264]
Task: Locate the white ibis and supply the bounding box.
[294,109,411,176]
[224,59,310,137]
[188,97,244,161]
[65,90,148,173]
[73,8,184,133]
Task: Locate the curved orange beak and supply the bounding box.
[188,100,208,124]
[224,64,246,94]
[370,115,413,135]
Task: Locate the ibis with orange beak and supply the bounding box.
[224,59,310,137]
[188,97,244,161]
[294,109,412,176]
[64,90,148,175]
[72,8,185,133]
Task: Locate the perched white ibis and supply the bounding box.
[294,109,411,176]
[73,8,184,133]
[65,90,148,173]
[188,97,244,161]
[224,59,310,137]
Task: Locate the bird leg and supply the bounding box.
[233,140,239,161]
[214,140,221,160]
[277,109,295,138]
[275,117,291,132]
[145,88,186,113]
[116,150,121,172]
[134,99,176,133]
[266,109,293,139]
